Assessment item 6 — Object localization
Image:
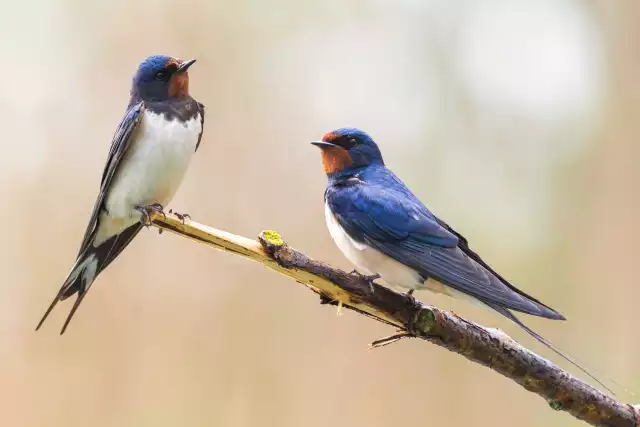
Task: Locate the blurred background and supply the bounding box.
[1,0,638,425]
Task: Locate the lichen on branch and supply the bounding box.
[148,211,639,427]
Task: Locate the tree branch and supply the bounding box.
[149,211,639,427]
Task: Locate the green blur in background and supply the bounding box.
[0,0,638,426]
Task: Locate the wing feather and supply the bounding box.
[326,178,563,318]
[195,102,205,152]
[77,102,145,255]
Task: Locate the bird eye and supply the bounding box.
[155,71,166,80]
[348,138,357,147]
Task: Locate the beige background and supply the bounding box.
[1,0,638,426]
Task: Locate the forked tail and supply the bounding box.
[487,303,620,396]
[36,224,141,334]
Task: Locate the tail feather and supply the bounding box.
[36,224,142,334]
[35,252,99,333]
[487,303,614,395]
[59,281,93,335]
[35,285,71,331]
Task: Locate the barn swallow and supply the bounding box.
[312,127,608,390]
[36,54,205,334]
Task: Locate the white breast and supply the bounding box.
[105,110,202,219]
[325,203,425,290]
[324,202,486,304]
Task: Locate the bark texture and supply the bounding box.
[149,211,639,427]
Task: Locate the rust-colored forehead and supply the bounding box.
[322,132,342,142]
[165,57,182,67]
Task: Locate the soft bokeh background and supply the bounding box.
[1,0,638,425]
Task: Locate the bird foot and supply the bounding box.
[404,289,423,335]
[367,290,422,347]
[349,270,380,282]
[349,270,379,294]
[135,203,166,227]
[169,209,191,224]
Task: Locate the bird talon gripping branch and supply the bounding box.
[174,212,191,224]
[347,270,379,295]
[349,269,380,283]
[135,205,153,226]
[136,203,166,226]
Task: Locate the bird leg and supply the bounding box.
[349,269,380,282]
[349,270,380,294]
[135,203,166,227]
[403,289,424,335]
[370,293,422,347]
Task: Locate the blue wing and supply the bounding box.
[36,102,146,333]
[326,173,563,318]
[77,102,145,255]
[326,177,458,247]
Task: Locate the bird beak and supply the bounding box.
[311,140,338,149]
[177,59,196,73]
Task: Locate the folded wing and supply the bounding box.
[326,180,563,319]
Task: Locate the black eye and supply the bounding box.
[346,138,357,148]
[155,71,166,80]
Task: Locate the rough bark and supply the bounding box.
[149,211,640,427]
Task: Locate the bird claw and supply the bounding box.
[404,289,422,335]
[168,209,191,224]
[135,203,166,227]
[370,295,421,346]
[349,270,379,294]
[175,212,191,224]
[349,269,380,282]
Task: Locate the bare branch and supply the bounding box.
[149,211,639,427]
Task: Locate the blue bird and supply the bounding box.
[36,55,205,334]
[312,127,608,390]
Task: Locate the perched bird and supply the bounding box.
[312,127,607,390]
[36,54,205,334]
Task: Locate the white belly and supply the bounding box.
[325,203,425,289]
[325,203,474,300]
[105,109,201,220]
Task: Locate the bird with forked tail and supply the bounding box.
[36,54,205,334]
[312,127,612,392]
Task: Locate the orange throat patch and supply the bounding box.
[168,72,190,97]
[321,146,353,175]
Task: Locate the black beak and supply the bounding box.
[311,140,338,148]
[177,59,196,73]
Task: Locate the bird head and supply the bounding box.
[131,55,196,102]
[311,128,384,176]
